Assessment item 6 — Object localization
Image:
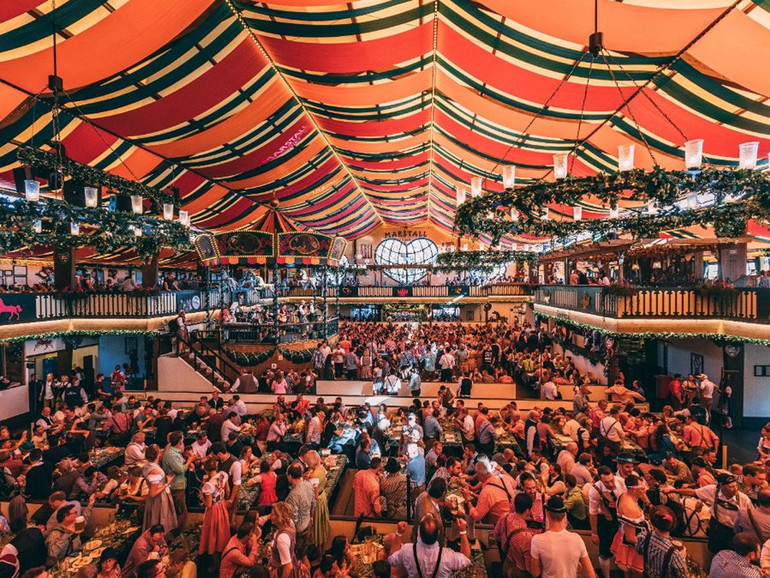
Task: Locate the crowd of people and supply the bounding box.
[0,269,202,295]
[0,317,766,577]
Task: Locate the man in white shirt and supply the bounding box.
[588,466,624,578]
[556,442,578,476]
[305,411,323,448]
[531,495,595,578]
[698,374,717,409]
[230,395,248,417]
[191,432,211,459]
[389,513,472,578]
[599,406,624,455]
[221,412,241,443]
[383,373,401,394]
[124,432,146,467]
[542,380,558,401]
[562,415,581,440]
[438,349,456,383]
[666,472,752,553]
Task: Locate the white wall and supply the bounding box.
[0,387,29,420]
[743,343,770,419]
[662,338,723,380]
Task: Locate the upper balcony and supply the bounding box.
[0,283,533,339]
[533,285,769,341]
[281,282,532,301]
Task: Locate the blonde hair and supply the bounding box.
[305,450,320,469]
[272,501,294,529]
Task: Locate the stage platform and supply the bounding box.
[156,378,649,414]
[315,380,611,403]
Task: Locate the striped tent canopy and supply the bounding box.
[1,0,770,246]
[0,245,197,268]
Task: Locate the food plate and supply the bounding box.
[123,526,140,535]
[85,539,102,551]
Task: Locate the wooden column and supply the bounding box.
[141,254,159,289]
[53,247,77,291]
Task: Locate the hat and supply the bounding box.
[19,442,34,452]
[616,453,635,464]
[716,472,736,485]
[544,495,566,513]
[385,457,401,474]
[691,456,708,468]
[697,374,707,380]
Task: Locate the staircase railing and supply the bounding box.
[187,331,243,387]
[175,332,227,391]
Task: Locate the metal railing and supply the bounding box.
[534,285,765,322]
[221,317,340,344]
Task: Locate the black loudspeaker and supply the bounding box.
[63,180,86,207]
[109,193,133,212]
[12,166,33,194]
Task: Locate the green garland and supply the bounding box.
[535,312,770,347]
[455,166,770,242]
[0,329,160,344]
[224,348,275,367]
[434,250,538,273]
[0,198,191,262]
[223,345,319,366]
[280,347,315,363]
[18,147,175,206]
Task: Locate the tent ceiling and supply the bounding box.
[0,0,769,241]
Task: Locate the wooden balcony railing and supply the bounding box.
[534,285,767,323]
[283,283,533,299]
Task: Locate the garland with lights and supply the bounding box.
[434,250,539,273]
[0,329,161,345]
[223,345,316,366]
[535,312,770,347]
[455,167,770,242]
[18,147,176,206]
[0,198,192,262]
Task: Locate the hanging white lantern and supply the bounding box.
[687,195,699,210]
[573,206,583,221]
[163,203,174,220]
[132,225,143,237]
[684,139,704,170]
[462,243,468,251]
[471,177,482,198]
[502,166,516,189]
[24,179,40,203]
[178,210,190,227]
[32,220,42,233]
[84,187,98,208]
[70,222,80,236]
[542,208,550,220]
[609,207,619,219]
[130,195,143,214]
[512,242,518,251]
[618,144,635,172]
[647,202,659,216]
[510,208,519,222]
[553,153,569,180]
[479,242,486,251]
[456,187,466,206]
[739,141,759,169]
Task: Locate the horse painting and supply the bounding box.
[0,299,22,321]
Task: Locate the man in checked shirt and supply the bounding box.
[635,505,689,578]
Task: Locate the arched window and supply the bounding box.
[375,237,438,285]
